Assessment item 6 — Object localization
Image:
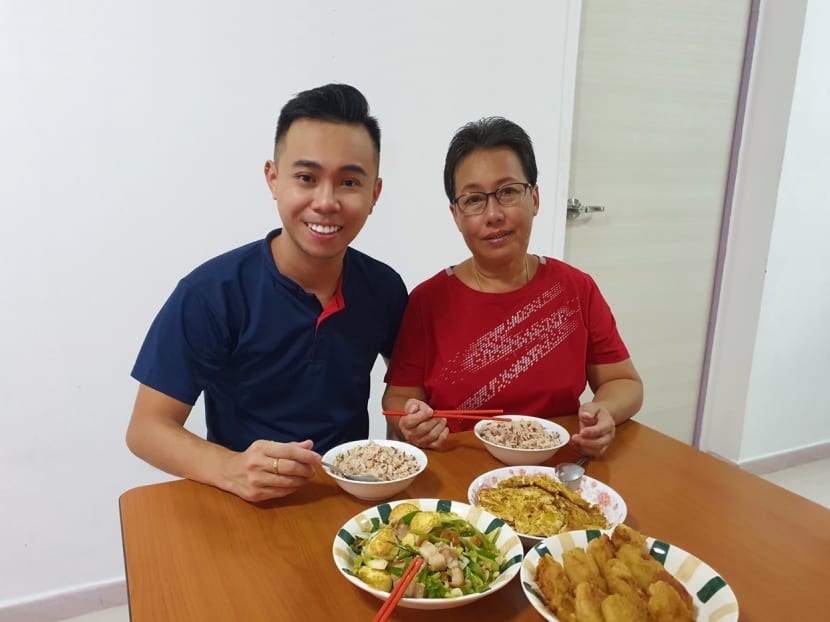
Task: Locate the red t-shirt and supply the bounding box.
[384,257,630,432]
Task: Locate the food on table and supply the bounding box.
[476,475,609,536]
[334,440,419,481]
[478,419,562,449]
[349,502,507,599]
[534,524,696,622]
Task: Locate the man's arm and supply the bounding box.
[126,384,321,502]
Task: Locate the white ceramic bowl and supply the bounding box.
[473,415,569,465]
[320,439,427,501]
[467,465,627,548]
[332,498,524,610]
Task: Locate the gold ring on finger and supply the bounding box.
[272,458,280,475]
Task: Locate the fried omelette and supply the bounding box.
[477,475,609,536]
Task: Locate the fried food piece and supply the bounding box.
[574,581,607,622]
[601,558,648,613]
[601,594,652,622]
[563,547,607,592]
[652,569,694,612]
[610,523,647,551]
[536,554,577,622]
[648,579,695,622]
[586,534,616,569]
[615,543,664,591]
[388,502,419,525]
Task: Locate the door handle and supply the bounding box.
[567,198,605,220]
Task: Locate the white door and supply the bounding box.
[562,1,752,443]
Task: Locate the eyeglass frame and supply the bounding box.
[452,182,533,216]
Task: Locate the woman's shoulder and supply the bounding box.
[410,267,456,295]
[538,256,600,289]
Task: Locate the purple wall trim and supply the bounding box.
[692,0,761,448]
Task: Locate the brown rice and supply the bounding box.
[334,441,420,481]
[479,419,562,449]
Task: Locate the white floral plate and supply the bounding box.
[332,498,523,610]
[467,466,627,547]
[521,529,739,621]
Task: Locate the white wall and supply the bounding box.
[741,0,830,459]
[0,0,578,606]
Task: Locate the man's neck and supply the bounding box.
[270,233,344,304]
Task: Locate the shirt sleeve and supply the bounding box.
[583,275,630,365]
[379,273,409,360]
[130,278,232,404]
[384,288,428,386]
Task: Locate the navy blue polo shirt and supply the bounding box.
[131,229,408,454]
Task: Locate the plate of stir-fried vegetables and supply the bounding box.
[332,498,524,610]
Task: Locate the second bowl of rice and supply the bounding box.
[473,415,569,466]
[321,439,427,500]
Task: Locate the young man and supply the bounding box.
[127,84,407,502]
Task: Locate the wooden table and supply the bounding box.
[119,417,830,620]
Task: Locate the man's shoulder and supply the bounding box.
[345,247,405,284]
[183,237,266,286]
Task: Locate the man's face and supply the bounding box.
[265,119,381,263]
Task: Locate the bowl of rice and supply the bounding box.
[321,439,428,501]
[473,415,569,466]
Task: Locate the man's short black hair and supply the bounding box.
[274,83,380,158]
[443,116,537,202]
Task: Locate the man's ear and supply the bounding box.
[264,160,279,199]
[371,177,383,211]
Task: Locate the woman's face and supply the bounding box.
[450,147,539,266]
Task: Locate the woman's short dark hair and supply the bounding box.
[443,117,537,201]
[274,83,380,157]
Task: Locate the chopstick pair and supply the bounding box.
[382,409,504,422]
[371,556,424,622]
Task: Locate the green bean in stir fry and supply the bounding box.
[349,502,506,599]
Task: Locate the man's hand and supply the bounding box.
[221,439,321,502]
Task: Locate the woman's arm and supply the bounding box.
[571,359,643,456]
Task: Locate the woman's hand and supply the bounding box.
[570,404,616,457]
[220,439,321,502]
[396,398,449,450]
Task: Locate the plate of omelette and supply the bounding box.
[468,466,626,548]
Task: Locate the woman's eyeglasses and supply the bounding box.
[453,182,532,215]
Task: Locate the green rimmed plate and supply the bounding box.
[332,498,523,610]
[521,529,739,621]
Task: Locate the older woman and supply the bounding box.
[383,117,642,456]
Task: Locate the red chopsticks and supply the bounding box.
[372,556,424,622]
[382,409,504,422]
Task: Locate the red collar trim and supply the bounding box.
[316,276,345,328]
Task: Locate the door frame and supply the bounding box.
[554,0,809,458]
[698,0,808,461]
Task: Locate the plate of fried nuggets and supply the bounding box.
[520,523,739,622]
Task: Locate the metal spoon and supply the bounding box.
[554,455,592,491]
[321,461,385,483]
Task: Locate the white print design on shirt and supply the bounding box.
[438,282,580,410]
